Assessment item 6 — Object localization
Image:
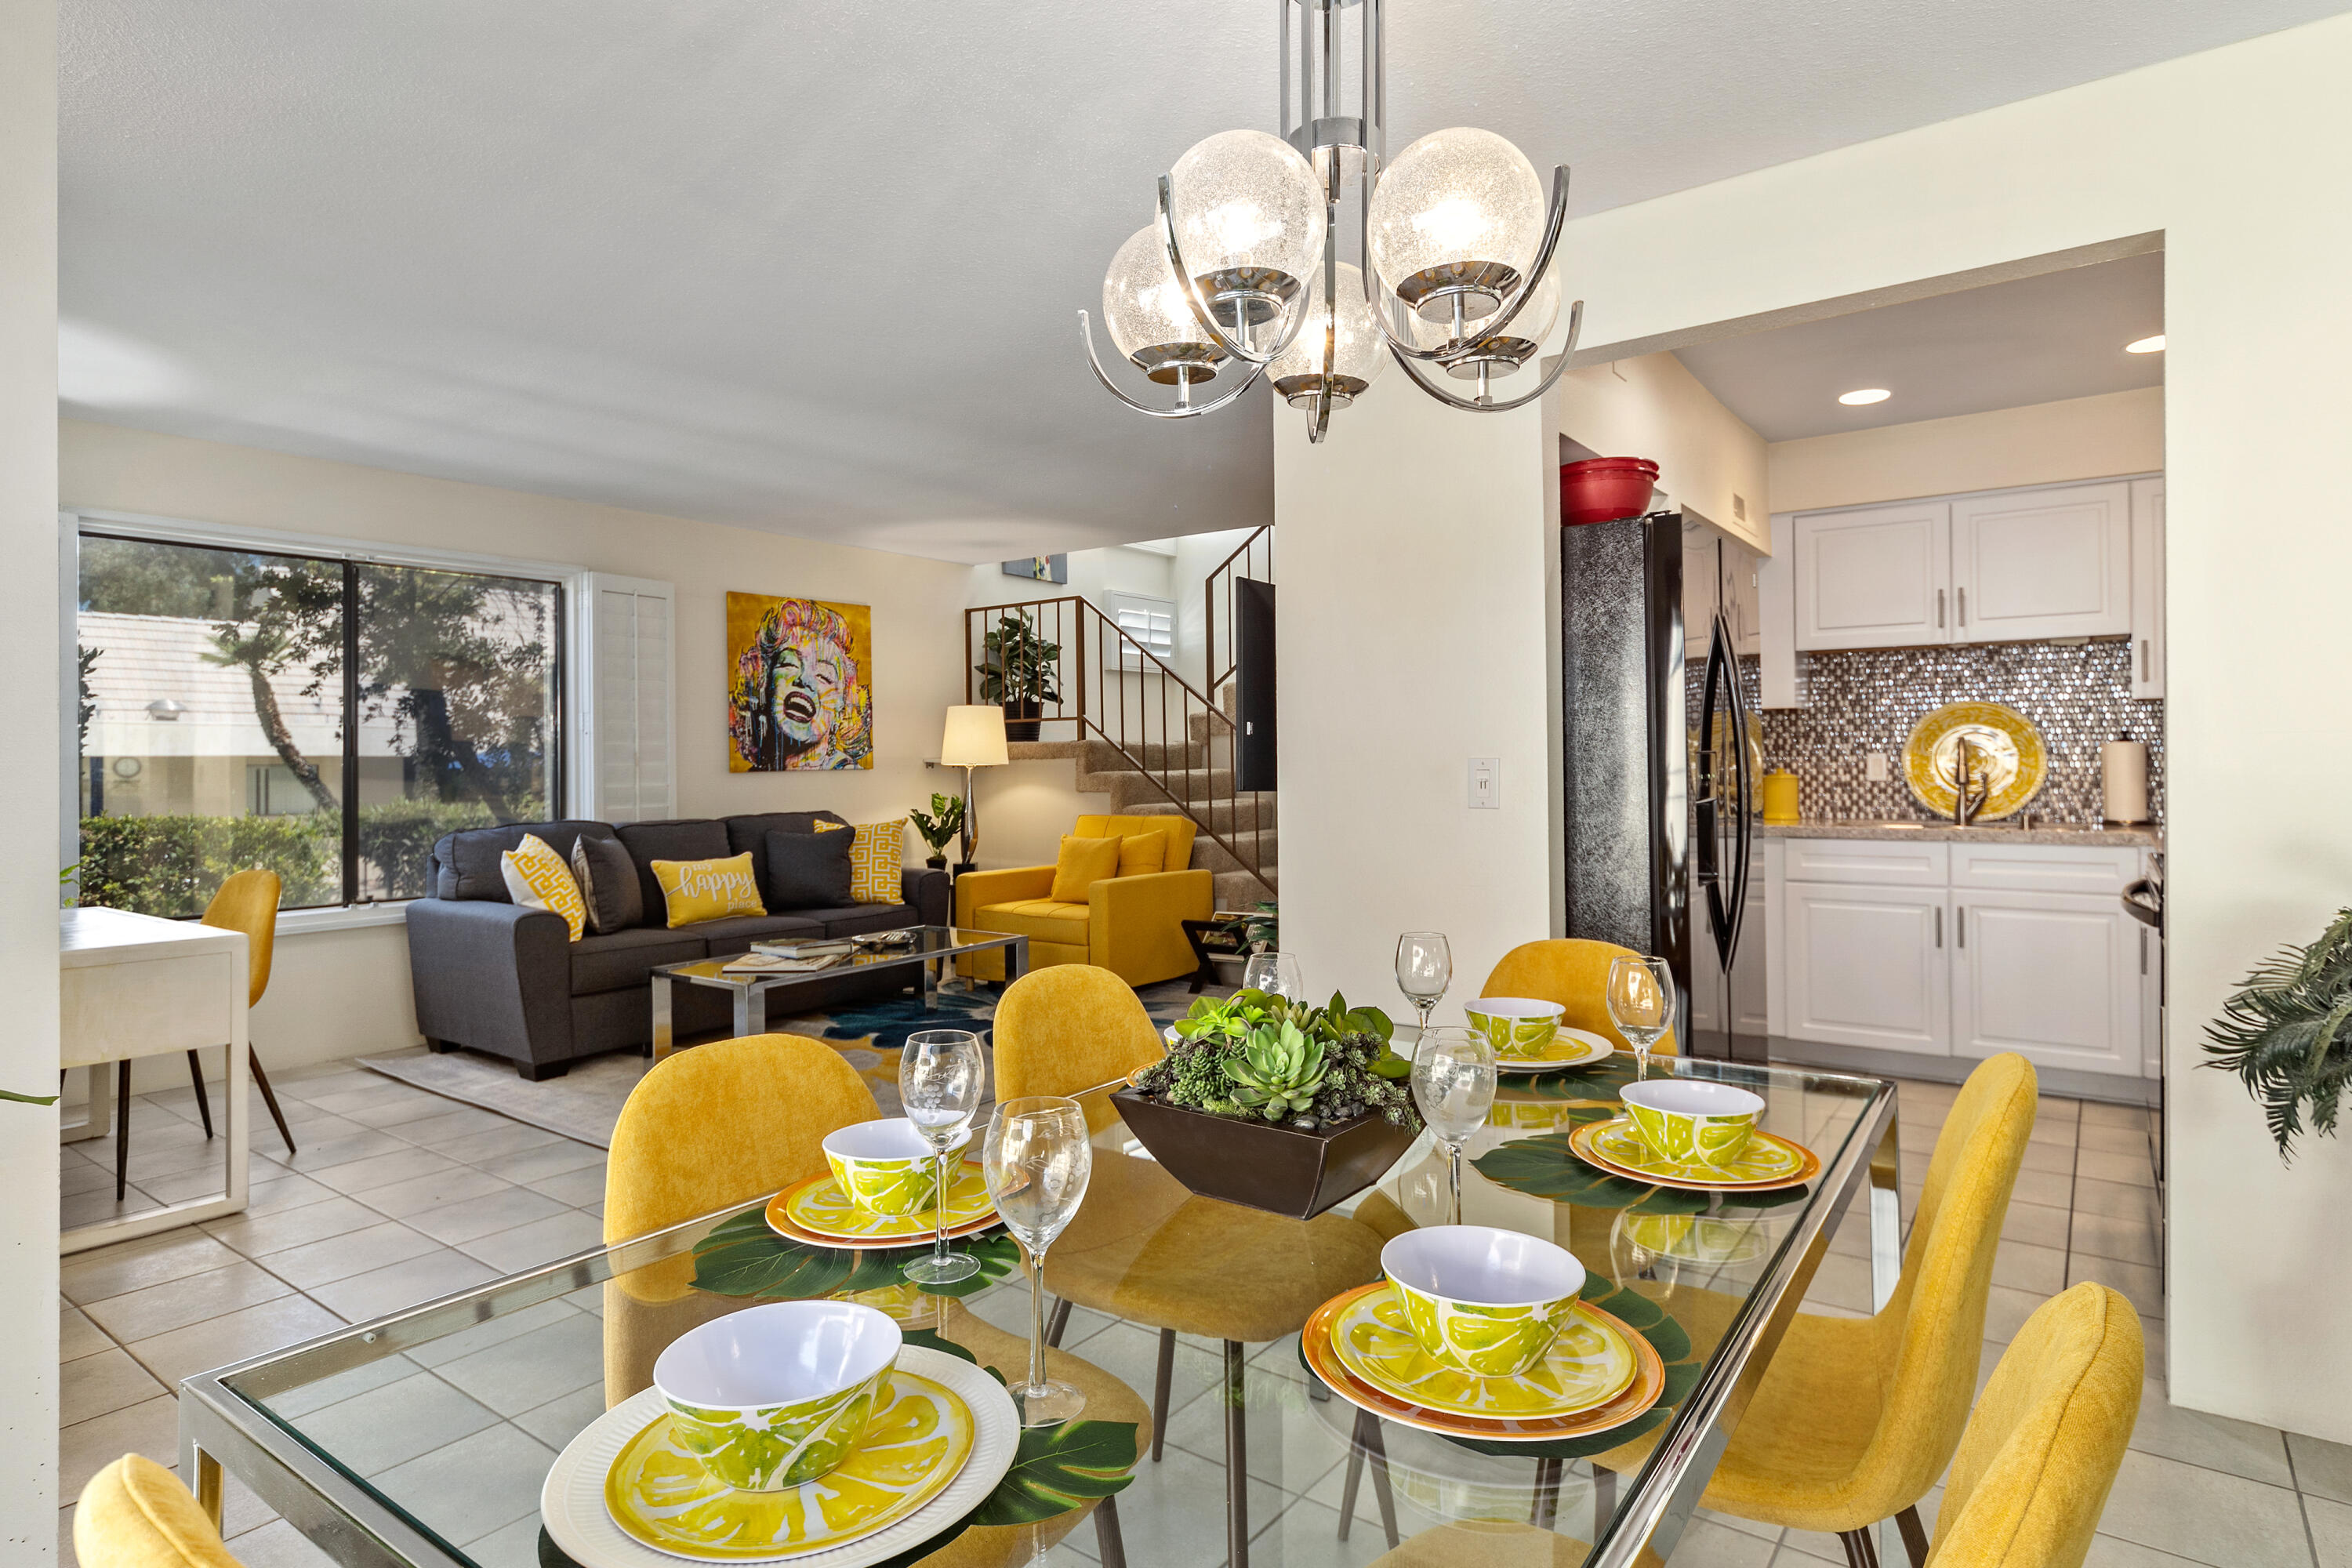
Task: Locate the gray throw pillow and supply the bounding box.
[570,833,644,933]
[765,828,854,911]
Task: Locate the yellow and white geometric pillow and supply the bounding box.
[815,819,906,905]
[500,833,586,941]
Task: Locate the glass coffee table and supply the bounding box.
[648,925,1029,1060]
[176,1056,1900,1568]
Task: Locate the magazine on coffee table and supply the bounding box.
[722,951,845,975]
[748,938,855,960]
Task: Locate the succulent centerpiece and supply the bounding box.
[1117,988,1423,1218]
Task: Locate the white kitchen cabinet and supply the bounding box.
[1783,880,1951,1056]
[1950,481,2132,643]
[1793,501,1951,651]
[1951,890,2140,1076]
[2130,478,2165,699]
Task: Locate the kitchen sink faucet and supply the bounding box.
[1948,738,1990,826]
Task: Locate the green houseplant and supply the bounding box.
[2206,906,2352,1158]
[1117,988,1420,1218]
[908,793,965,869]
[975,611,1062,741]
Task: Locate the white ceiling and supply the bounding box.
[60,2,2330,561]
[1673,251,2166,442]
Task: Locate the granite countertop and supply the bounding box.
[1759,819,2163,848]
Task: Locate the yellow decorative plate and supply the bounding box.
[1903,701,2046,822]
[779,1163,995,1243]
[1330,1284,1637,1421]
[1571,1116,1820,1192]
[1495,1027,1615,1075]
[604,1370,975,1561]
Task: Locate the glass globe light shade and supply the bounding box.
[1169,129,1325,308]
[1102,225,1224,382]
[1367,127,1547,319]
[1270,262,1388,405]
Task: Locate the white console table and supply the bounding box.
[60,907,250,1254]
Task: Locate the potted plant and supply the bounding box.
[908,793,965,870]
[1115,988,1419,1218]
[975,610,1063,741]
[2206,906,2352,1158]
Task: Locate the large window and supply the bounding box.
[76,532,563,916]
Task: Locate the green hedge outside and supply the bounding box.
[77,800,508,918]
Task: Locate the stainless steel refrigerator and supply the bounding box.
[1559,506,1766,1059]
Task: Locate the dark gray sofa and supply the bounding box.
[405,811,949,1079]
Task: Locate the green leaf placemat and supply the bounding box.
[691,1207,1021,1301]
[1473,1126,1812,1216]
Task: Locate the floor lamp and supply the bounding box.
[940,706,1008,877]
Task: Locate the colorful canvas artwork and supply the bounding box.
[726,593,873,771]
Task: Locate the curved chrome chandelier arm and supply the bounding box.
[1305,229,1338,444]
[1156,176,1312,368]
[1078,310,1271,419]
[1359,163,1572,366]
[1383,296,1584,413]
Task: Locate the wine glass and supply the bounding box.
[1411,1027,1497,1225]
[1241,949,1304,1000]
[1606,955,1675,1080]
[1395,932,1452,1039]
[899,1030,986,1285]
[981,1096,1094,1425]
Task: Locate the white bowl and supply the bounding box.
[1618,1080,1766,1170]
[822,1118,970,1215]
[653,1301,902,1490]
[1380,1225,1587,1377]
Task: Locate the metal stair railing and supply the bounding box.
[966,595,1274,898]
[1203,524,1272,699]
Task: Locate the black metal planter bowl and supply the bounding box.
[1110,1088,1419,1220]
[1001,699,1043,742]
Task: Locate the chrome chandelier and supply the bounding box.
[1080,0,1583,443]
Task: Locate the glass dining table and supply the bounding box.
[178,1053,1900,1568]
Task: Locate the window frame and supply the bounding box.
[1103,589,1177,670]
[60,508,587,931]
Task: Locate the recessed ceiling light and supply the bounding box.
[2125,335,2165,354]
[1838,388,1892,406]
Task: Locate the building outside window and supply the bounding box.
[74,532,563,916]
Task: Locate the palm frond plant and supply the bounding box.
[2205,906,2352,1158]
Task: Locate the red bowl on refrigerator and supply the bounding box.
[1561,457,1661,525]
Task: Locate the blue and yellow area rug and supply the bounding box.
[359,978,1207,1149]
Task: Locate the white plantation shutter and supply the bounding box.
[580,574,675,822]
[1106,591,1175,669]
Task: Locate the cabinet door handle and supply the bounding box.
[1957,907,1966,949]
[1936,589,1946,629]
[1958,587,1968,626]
[1935,907,1944,948]
[2140,638,2150,680]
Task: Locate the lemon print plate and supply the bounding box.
[1903,701,2046,822]
[1332,1284,1636,1419]
[1570,1116,1821,1192]
[1495,1027,1615,1076]
[772,1163,996,1246]
[543,1345,1017,1568]
[1305,1284,1664,1443]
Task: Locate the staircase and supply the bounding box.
[1009,679,1276,909]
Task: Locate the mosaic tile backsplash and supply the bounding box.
[1742,640,2163,826]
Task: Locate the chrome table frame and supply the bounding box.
[648,928,1029,1061]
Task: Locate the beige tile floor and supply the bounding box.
[53,1064,2352,1568]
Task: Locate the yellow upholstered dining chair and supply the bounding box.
[1926,1282,2143,1568]
[1593,1051,2041,1568]
[1481,938,1678,1056]
[75,1454,244,1568]
[991,962,1166,1133]
[114,869,296,1203]
[954,813,1213,986]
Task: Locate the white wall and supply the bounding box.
[62,419,975,1073]
[1274,372,1559,1012]
[1769,385,2164,514]
[1559,351,1772,551]
[1170,526,1263,687]
[2,0,60,1548]
[1300,14,2352,1437]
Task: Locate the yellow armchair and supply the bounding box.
[955,814,1212,986]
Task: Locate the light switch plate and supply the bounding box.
[1866,752,1889,783]
[1468,757,1500,809]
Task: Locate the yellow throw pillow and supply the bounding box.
[816,819,906,904]
[1117,833,1167,877]
[1051,835,1123,903]
[500,833,586,941]
[653,852,765,928]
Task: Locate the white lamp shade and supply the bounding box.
[940,705,1010,768]
[1168,129,1325,294]
[1367,127,1546,306]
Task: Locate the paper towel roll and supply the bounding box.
[2102,740,2149,824]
